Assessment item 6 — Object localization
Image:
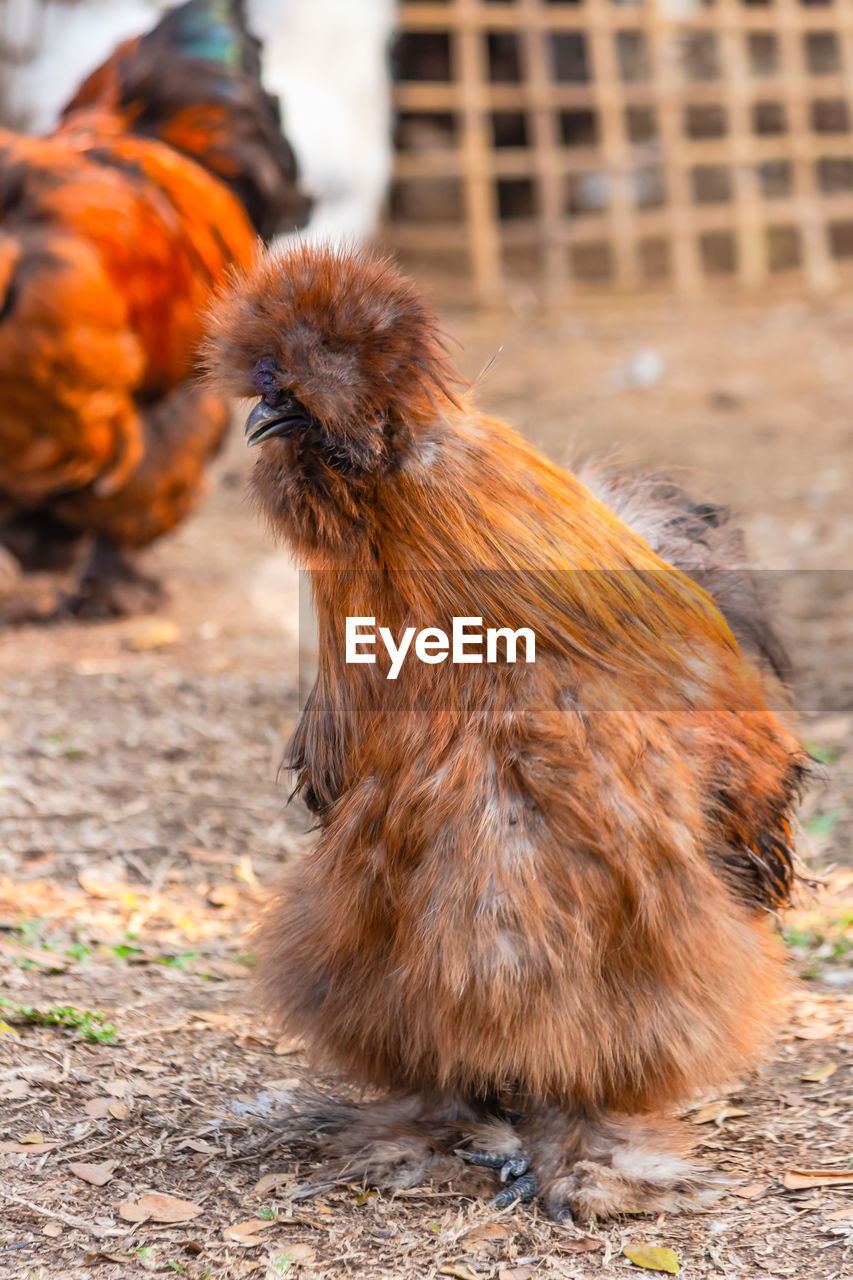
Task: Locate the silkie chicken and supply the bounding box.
[0,0,309,616]
[204,245,806,1219]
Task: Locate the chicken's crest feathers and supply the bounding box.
[203,242,464,434]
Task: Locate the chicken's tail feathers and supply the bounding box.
[203,243,466,436]
[60,0,311,239]
[577,465,793,686]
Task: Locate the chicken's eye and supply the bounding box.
[252,356,285,406]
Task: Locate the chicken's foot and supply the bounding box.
[489,1169,540,1209]
[457,1146,539,1208]
[457,1147,530,1183]
[64,537,166,618]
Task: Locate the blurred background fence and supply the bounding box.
[389,0,853,301]
[4,0,853,303]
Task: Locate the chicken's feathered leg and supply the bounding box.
[63,536,165,619]
[0,508,85,572]
[266,1092,721,1220]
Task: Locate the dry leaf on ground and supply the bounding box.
[735,1182,769,1200]
[274,1036,305,1056]
[689,1101,749,1126]
[84,1098,113,1119]
[223,1218,273,1244]
[123,619,181,651]
[253,1173,292,1195]
[69,1161,115,1186]
[119,1193,203,1223]
[207,884,240,909]
[461,1222,510,1249]
[783,1169,853,1189]
[78,867,136,906]
[190,1011,237,1029]
[801,1063,838,1082]
[623,1243,680,1273]
[283,1244,316,1264]
[0,1141,59,1154]
[792,1023,839,1041]
[558,1236,603,1253]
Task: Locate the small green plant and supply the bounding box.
[11,917,48,947]
[804,806,844,838]
[274,1256,294,1275]
[113,943,144,962]
[0,997,117,1044]
[156,951,200,971]
[5,921,96,969]
[46,732,84,759]
[782,910,853,980]
[258,1206,277,1220]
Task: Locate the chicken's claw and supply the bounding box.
[457,1148,530,1182]
[489,1169,539,1209]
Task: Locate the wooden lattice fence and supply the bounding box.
[388,0,853,300]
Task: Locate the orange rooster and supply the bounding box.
[205,245,806,1219]
[0,0,309,616]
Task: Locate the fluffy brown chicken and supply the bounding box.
[205,245,806,1219]
[0,0,309,616]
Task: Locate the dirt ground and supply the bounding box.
[0,291,851,1280]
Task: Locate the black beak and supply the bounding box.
[245,397,311,447]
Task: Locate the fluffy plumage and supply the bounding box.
[0,0,309,616]
[205,243,806,1217]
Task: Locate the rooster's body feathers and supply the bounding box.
[0,0,308,611]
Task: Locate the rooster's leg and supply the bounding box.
[64,536,166,618]
[0,509,86,572]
